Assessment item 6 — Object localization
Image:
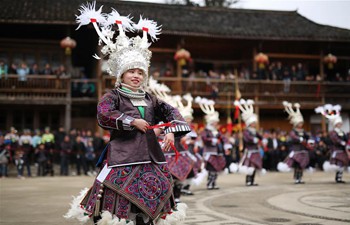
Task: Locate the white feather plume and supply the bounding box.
[106,9,135,33]
[76,1,106,30]
[92,54,101,60]
[63,188,90,223]
[134,16,162,42]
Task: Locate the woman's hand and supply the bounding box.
[131,119,149,133]
[153,128,163,137]
[163,132,175,152]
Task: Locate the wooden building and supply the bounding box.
[1,0,349,133]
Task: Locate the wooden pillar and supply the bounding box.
[65,78,71,133]
[252,48,257,72]
[321,96,326,132]
[254,96,260,131]
[320,50,324,81]
[33,110,40,130]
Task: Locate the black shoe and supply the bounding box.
[213,186,220,190]
[336,180,346,183]
[246,182,258,186]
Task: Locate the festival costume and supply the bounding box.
[65,3,190,224]
[315,104,349,183]
[234,99,262,186]
[278,101,309,184]
[196,97,226,190]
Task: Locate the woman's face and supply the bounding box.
[122,68,144,90]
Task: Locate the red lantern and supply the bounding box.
[60,37,77,55]
[254,52,269,69]
[323,53,337,69]
[174,48,192,66]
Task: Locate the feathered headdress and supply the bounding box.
[283,101,304,127]
[147,77,176,106]
[173,93,194,120]
[76,1,161,87]
[234,99,257,127]
[195,97,219,124]
[315,104,342,127]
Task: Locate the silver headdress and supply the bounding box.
[147,77,175,106]
[234,99,257,127]
[315,104,342,127]
[195,97,219,124]
[283,101,304,127]
[172,93,194,120]
[76,1,161,87]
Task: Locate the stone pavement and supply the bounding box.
[0,171,349,225]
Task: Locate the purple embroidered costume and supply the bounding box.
[201,128,226,189]
[80,90,191,223]
[284,129,310,169]
[242,128,263,169]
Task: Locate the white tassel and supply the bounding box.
[277,162,291,172]
[63,188,90,223]
[76,1,106,30]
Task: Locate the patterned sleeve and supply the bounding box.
[97,91,135,131]
[153,96,191,137]
[289,130,302,143]
[243,130,255,144]
[329,131,346,146]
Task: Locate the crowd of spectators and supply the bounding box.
[0,60,69,81]
[152,61,350,83]
[1,125,348,179]
[0,127,108,179]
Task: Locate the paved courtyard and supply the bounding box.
[0,171,349,225]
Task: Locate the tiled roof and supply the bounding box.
[1,0,350,42]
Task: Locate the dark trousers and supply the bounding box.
[60,155,70,176]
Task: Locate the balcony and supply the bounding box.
[1,74,350,109]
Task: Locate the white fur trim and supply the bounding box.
[156,203,188,225]
[238,165,255,175]
[97,211,135,225]
[277,162,291,172]
[229,163,239,173]
[259,168,267,175]
[191,169,208,186]
[323,161,340,172]
[63,188,90,223]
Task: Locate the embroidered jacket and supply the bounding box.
[243,128,262,151]
[289,129,309,151]
[329,128,348,151]
[97,89,191,167]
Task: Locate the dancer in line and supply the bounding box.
[235,99,263,186]
[315,104,349,183]
[278,101,310,184]
[196,97,227,190]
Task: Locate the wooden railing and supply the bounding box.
[1,74,350,109]
[103,76,350,109]
[0,75,70,104]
